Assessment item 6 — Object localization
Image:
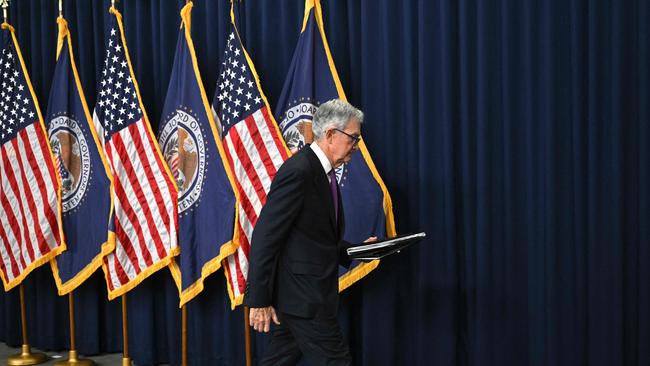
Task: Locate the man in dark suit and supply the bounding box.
[244,99,373,365]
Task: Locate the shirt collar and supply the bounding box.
[310,142,333,175]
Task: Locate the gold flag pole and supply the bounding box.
[110,2,127,365]
[228,0,252,364]
[7,284,47,365]
[181,305,188,366]
[53,0,93,363]
[54,292,94,365]
[179,2,189,365]
[244,306,252,366]
[121,295,132,366]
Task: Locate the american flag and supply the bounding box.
[95,10,178,299]
[212,30,289,306]
[0,25,64,290]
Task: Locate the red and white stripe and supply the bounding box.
[101,117,178,294]
[0,122,62,286]
[221,106,288,300]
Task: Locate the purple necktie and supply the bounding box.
[328,169,338,221]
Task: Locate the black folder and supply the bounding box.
[346,232,426,260]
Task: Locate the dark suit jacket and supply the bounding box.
[243,146,348,318]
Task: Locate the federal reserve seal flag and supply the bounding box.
[160,2,239,307]
[48,16,114,295]
[275,0,396,290]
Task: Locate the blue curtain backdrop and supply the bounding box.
[0,0,648,365]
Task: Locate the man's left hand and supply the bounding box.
[249,306,280,333]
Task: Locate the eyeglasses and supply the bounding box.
[333,128,362,146]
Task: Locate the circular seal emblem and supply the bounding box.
[49,116,91,213]
[279,101,319,153]
[159,109,206,214]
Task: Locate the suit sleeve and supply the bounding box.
[338,240,353,268]
[243,162,306,308]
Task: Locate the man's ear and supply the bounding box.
[325,128,334,142]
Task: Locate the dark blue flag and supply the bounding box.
[47,17,114,295]
[275,0,396,290]
[160,3,238,306]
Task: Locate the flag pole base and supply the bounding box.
[122,357,132,366]
[53,350,94,365]
[7,344,47,365]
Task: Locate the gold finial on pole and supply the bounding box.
[1,0,9,23]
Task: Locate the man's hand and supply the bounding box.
[356,236,379,263]
[249,306,280,333]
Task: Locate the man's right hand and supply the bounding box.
[249,306,280,333]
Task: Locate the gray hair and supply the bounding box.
[312,99,364,140]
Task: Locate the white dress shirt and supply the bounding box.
[310,143,334,183]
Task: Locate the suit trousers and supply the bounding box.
[260,310,352,366]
